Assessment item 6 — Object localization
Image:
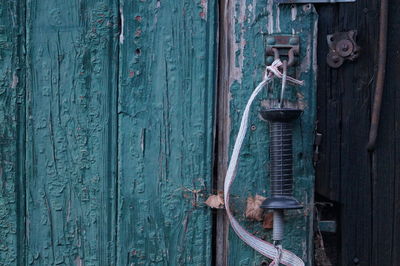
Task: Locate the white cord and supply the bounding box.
[223,59,305,266]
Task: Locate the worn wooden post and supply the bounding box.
[216,1,317,264]
[117,1,217,265]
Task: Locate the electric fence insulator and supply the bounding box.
[260,108,303,210]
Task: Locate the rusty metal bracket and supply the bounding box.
[265,35,300,67]
[326,30,360,68]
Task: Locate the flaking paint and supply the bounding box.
[224,1,317,265]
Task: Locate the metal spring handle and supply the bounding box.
[270,121,294,197]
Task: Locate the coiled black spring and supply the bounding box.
[269,121,293,197]
[260,108,302,210]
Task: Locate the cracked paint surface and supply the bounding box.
[223,1,317,265]
[117,0,216,265]
[25,1,119,265]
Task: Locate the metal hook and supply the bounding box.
[279,60,288,109]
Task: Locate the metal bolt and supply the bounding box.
[353,257,360,264]
[289,37,299,45]
[341,43,349,51]
[266,36,276,45]
[266,56,275,65]
[332,55,340,62]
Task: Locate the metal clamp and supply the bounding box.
[266,35,300,67]
[326,30,360,68]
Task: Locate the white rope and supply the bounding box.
[224,59,305,266]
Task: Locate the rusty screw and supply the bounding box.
[266,36,276,45]
[332,55,340,63]
[289,37,299,45]
[341,43,349,52]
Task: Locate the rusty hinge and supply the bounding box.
[326,31,360,68]
[313,132,322,166]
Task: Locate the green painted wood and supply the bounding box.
[25,1,119,265]
[0,1,26,265]
[117,0,217,265]
[218,1,318,265]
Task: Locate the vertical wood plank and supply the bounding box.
[215,1,231,264]
[117,0,217,265]
[392,2,400,261]
[218,1,317,265]
[372,1,400,264]
[0,0,26,265]
[25,1,119,264]
[315,1,379,264]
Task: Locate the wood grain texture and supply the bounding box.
[371,1,400,264]
[315,1,400,265]
[117,0,217,265]
[218,1,317,265]
[313,1,400,265]
[0,1,25,265]
[25,0,119,265]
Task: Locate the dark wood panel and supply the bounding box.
[372,1,400,264]
[316,0,400,265]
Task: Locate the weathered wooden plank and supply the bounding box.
[0,1,25,265]
[392,2,400,261]
[315,4,341,202]
[117,0,217,265]
[215,1,232,265]
[218,1,317,265]
[337,2,376,263]
[372,1,400,264]
[314,1,380,264]
[25,1,119,264]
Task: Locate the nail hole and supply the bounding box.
[135,48,141,55]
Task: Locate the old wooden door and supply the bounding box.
[0,0,317,265]
[315,1,400,265]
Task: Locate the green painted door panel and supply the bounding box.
[1,0,217,265]
[0,0,25,264]
[0,0,316,265]
[117,1,217,265]
[218,1,317,265]
[25,0,119,264]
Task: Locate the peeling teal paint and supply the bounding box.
[0,0,315,265]
[2,0,218,264]
[117,0,217,265]
[0,0,25,265]
[25,0,119,265]
[225,1,317,265]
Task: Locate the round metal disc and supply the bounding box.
[336,39,354,57]
[327,51,344,68]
